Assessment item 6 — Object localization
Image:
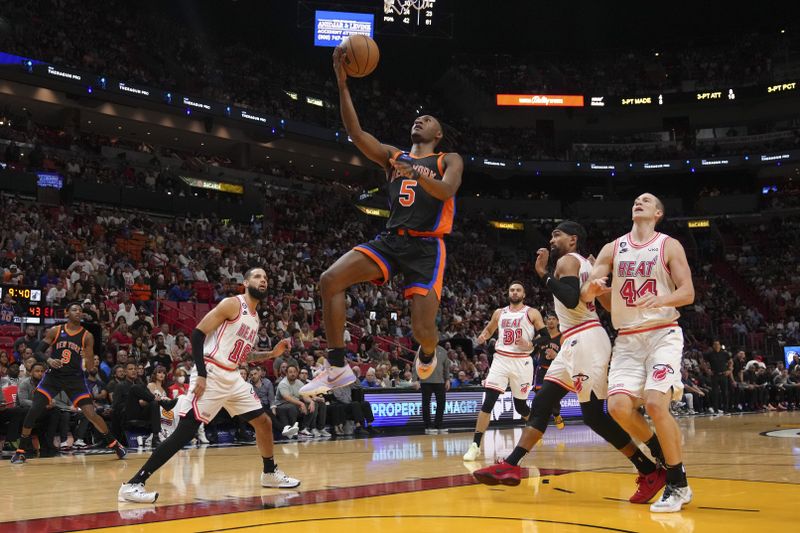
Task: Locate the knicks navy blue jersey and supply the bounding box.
[534,333,561,387]
[52,324,88,375]
[386,151,455,236]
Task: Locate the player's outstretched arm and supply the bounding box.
[248,338,292,363]
[477,308,501,345]
[334,47,399,169]
[581,242,614,303]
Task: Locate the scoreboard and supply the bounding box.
[380,0,452,37]
[0,285,61,325]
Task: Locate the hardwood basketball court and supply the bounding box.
[3,412,798,532]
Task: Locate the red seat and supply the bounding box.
[0,336,15,346]
[0,325,21,335]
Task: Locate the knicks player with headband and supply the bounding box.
[299,45,464,397]
[474,222,667,506]
[462,281,546,462]
[582,194,695,513]
[118,268,299,504]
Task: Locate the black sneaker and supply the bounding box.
[10,449,27,464]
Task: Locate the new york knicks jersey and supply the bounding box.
[386,152,454,236]
[52,324,87,375]
[494,306,536,357]
[203,295,260,371]
[554,253,600,330]
[610,232,679,330]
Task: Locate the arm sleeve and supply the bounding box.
[191,328,208,378]
[544,275,581,309]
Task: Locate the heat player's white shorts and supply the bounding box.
[544,325,611,403]
[175,364,262,424]
[608,323,684,401]
[485,354,534,400]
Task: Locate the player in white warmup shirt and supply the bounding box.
[473,222,667,506]
[582,194,695,513]
[463,281,545,461]
[118,268,299,504]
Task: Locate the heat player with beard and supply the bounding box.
[119,268,299,503]
[462,281,546,462]
[473,222,667,507]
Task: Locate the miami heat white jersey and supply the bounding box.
[610,232,679,330]
[203,295,260,371]
[554,252,600,330]
[494,305,536,357]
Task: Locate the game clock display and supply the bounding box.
[0,285,59,324]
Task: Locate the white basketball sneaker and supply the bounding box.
[650,484,692,513]
[299,365,356,396]
[463,442,481,461]
[118,483,159,503]
[261,468,301,489]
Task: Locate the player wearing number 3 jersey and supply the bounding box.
[583,193,696,513]
[118,268,299,504]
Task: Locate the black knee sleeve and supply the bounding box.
[481,389,502,413]
[22,391,50,429]
[527,381,568,432]
[513,398,530,418]
[580,395,631,450]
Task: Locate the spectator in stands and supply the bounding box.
[167,368,189,399]
[272,351,298,377]
[115,300,137,326]
[329,383,375,437]
[360,367,383,389]
[274,364,313,439]
[46,280,66,305]
[450,370,471,389]
[170,332,191,362]
[13,326,40,360]
[130,309,153,337]
[112,362,175,447]
[15,362,58,456]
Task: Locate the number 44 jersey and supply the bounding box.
[610,232,679,331]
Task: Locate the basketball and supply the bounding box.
[341,34,379,78]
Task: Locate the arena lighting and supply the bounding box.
[179,176,244,195]
[489,221,524,231]
[356,205,390,218]
[496,94,584,107]
[687,220,711,229]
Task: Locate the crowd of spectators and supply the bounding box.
[3,2,800,162]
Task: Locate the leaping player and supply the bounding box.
[473,221,667,506]
[118,268,298,503]
[463,281,546,461]
[300,45,464,397]
[582,194,695,512]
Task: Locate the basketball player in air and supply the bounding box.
[12,302,128,463]
[474,222,667,506]
[118,268,298,503]
[582,194,694,512]
[463,282,546,461]
[300,45,464,396]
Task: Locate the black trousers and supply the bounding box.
[421,383,445,429]
[329,401,374,427]
[711,374,730,411]
[0,406,27,442]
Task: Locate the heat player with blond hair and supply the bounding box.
[583,194,695,513]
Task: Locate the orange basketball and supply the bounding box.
[341,35,379,78]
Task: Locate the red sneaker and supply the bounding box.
[629,467,666,503]
[473,460,522,486]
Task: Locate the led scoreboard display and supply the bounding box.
[380,0,451,37]
[0,285,60,324]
